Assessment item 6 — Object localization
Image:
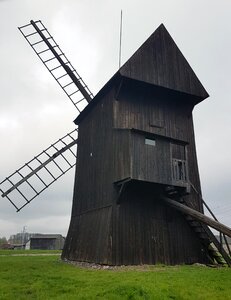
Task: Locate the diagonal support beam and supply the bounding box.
[161,196,231,238]
[200,222,231,267]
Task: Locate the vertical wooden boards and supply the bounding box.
[112,189,208,265]
[114,80,193,142]
[63,80,207,265]
[63,87,115,264]
[112,129,131,182]
[131,132,171,185]
[63,206,112,264]
[114,81,201,201]
[63,24,209,265]
[73,87,115,214]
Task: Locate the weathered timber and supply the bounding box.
[162,197,231,238]
[63,24,211,265]
[120,24,209,101]
[200,223,231,266]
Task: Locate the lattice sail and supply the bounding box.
[1,20,94,211]
[0,130,78,211]
[18,20,93,112]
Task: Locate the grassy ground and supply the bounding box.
[0,251,231,299]
[0,249,61,255]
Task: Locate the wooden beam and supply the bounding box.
[161,197,231,238]
[200,222,231,266]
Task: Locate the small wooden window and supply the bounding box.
[145,138,156,146]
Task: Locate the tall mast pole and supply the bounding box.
[119,10,123,69]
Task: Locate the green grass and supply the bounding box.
[0,251,231,299]
[0,249,61,255]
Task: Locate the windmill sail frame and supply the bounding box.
[0,20,95,211]
[0,129,78,211]
[18,20,93,112]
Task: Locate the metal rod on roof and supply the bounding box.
[119,10,123,69]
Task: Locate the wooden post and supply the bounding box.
[161,197,231,238]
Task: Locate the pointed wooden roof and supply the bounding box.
[75,24,209,124]
[120,24,209,100]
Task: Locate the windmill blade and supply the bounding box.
[18,20,94,112]
[0,129,78,212]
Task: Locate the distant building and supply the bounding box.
[0,243,14,250]
[25,234,65,250]
[8,232,38,245]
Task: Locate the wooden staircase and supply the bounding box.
[185,215,229,266]
[162,189,231,267]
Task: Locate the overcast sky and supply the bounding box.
[0,0,230,239]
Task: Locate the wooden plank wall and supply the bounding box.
[63,206,112,264]
[112,129,131,183]
[63,78,207,265]
[112,185,209,265]
[114,81,193,142]
[114,81,203,211]
[72,88,115,214]
[110,80,207,265]
[131,132,171,185]
[62,87,115,264]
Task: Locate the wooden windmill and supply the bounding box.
[1,20,231,266]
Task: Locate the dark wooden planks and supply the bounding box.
[72,87,115,214]
[113,81,202,209]
[63,206,112,264]
[112,187,208,265]
[63,24,210,266]
[63,87,116,264]
[131,132,171,185]
[114,80,194,142]
[120,24,209,101]
[112,129,131,182]
[162,197,231,238]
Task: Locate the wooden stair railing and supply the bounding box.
[161,196,231,266]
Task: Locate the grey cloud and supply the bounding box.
[0,0,231,238]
